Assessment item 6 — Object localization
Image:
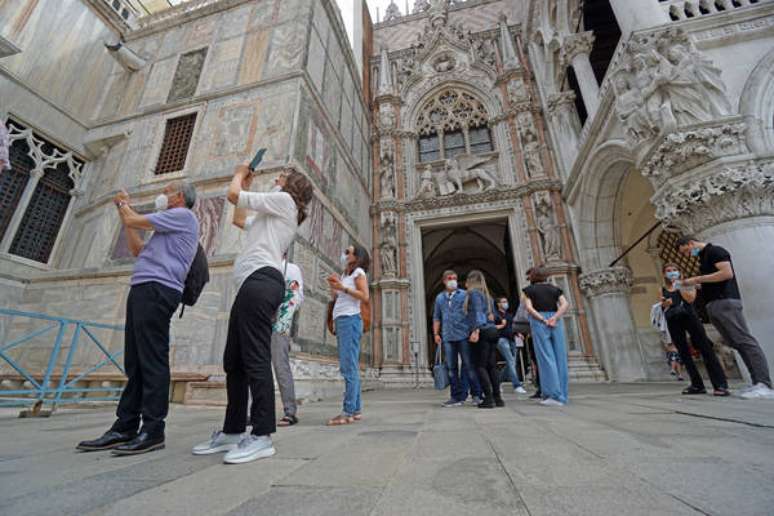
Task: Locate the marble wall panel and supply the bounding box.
[199,36,244,93]
[168,47,208,102]
[313,0,333,47]
[296,297,327,348]
[139,57,177,108]
[276,0,311,25]
[216,3,252,41]
[247,0,278,31]
[185,15,217,51]
[307,30,326,94]
[238,29,271,85]
[265,20,306,76]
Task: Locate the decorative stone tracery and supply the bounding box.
[416,89,489,135]
[579,267,634,298]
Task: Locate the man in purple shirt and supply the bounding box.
[77,181,199,455]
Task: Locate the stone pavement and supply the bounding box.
[1,383,773,516]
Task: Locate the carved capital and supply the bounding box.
[561,31,595,64]
[579,267,633,297]
[653,160,774,234]
[641,121,748,181]
[546,91,577,116]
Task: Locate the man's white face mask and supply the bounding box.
[445,279,458,291]
[154,194,168,212]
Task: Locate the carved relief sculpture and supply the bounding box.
[446,154,497,194]
[413,0,431,14]
[380,149,396,199]
[416,164,436,199]
[579,267,634,298]
[517,112,544,178]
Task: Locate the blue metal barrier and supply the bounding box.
[0,308,124,408]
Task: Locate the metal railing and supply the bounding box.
[0,308,124,408]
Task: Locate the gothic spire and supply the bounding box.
[378,47,393,96]
[498,14,520,69]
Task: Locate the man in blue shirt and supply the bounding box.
[433,270,482,407]
[77,181,199,455]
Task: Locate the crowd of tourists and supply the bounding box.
[72,154,773,465]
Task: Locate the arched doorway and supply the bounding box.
[420,218,518,367]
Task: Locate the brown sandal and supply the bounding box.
[326,415,353,426]
[277,415,298,427]
[352,413,363,421]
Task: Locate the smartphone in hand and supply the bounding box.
[248,148,268,172]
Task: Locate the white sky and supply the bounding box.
[335,0,404,50]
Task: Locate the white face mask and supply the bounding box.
[154,194,168,212]
[270,185,282,193]
[501,302,509,311]
[340,253,349,268]
[445,280,458,291]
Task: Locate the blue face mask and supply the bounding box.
[665,271,681,281]
[690,247,700,257]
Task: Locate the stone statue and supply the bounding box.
[535,196,562,262]
[380,213,398,277]
[380,151,395,199]
[384,1,401,22]
[508,78,529,104]
[413,0,431,13]
[417,164,436,199]
[612,72,656,143]
[445,154,497,193]
[521,131,544,178]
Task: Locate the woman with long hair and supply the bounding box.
[192,165,312,464]
[522,267,570,407]
[326,245,370,425]
[464,270,503,409]
[660,263,729,396]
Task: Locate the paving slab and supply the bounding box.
[1,383,773,516]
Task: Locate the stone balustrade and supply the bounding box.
[660,0,760,22]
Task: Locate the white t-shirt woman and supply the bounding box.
[332,267,366,320]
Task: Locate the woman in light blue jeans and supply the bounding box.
[522,267,570,406]
[326,245,370,426]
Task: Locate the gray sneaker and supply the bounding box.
[223,434,275,464]
[442,399,463,407]
[470,396,483,406]
[192,430,242,455]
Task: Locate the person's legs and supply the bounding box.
[271,333,298,417]
[444,339,463,402]
[132,283,179,437]
[707,300,772,388]
[666,316,705,390]
[238,270,285,436]
[336,316,362,416]
[550,319,569,404]
[111,286,142,434]
[497,337,521,388]
[352,317,363,414]
[530,318,560,401]
[683,314,728,391]
[485,332,502,402]
[223,292,248,435]
[459,339,481,399]
[471,339,493,402]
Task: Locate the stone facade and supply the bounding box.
[2,0,773,387]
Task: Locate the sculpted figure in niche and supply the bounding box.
[380,151,396,199]
[535,195,562,262]
[417,164,436,199]
[661,44,731,119]
[445,155,497,193]
[521,130,544,178]
[380,212,398,277]
[433,53,456,73]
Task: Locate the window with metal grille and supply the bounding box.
[418,133,440,162]
[443,129,466,159]
[9,161,75,263]
[0,125,33,242]
[469,125,493,154]
[154,113,196,175]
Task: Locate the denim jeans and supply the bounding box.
[529,312,568,404]
[335,315,362,416]
[444,339,481,401]
[497,337,523,388]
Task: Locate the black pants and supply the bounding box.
[222,267,285,436]
[666,312,728,390]
[112,282,181,438]
[470,327,501,402]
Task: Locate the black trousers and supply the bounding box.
[112,282,181,438]
[666,312,728,390]
[470,327,501,402]
[222,267,285,436]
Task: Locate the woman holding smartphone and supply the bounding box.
[192,162,312,464]
[326,245,370,426]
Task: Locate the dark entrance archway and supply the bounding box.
[421,219,519,367]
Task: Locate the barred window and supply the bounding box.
[469,125,493,154]
[657,231,700,277]
[2,120,83,264]
[155,113,196,175]
[443,129,466,159]
[418,134,440,162]
[0,128,33,242]
[10,162,74,263]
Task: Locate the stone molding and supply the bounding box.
[653,160,774,234]
[641,121,749,181]
[560,31,595,65]
[546,91,577,116]
[579,267,634,297]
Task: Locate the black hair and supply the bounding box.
[675,235,698,250]
[348,244,371,274]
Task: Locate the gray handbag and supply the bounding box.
[432,344,450,390]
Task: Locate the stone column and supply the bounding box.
[546,91,581,176]
[608,0,670,39]
[561,32,599,120]
[653,159,774,378]
[579,266,647,381]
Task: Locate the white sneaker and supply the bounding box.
[540,398,565,407]
[223,435,275,464]
[192,430,242,455]
[739,383,774,400]
[514,386,528,394]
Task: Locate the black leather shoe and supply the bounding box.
[478,399,495,409]
[111,432,165,456]
[495,398,505,408]
[682,386,707,395]
[529,391,542,400]
[77,430,136,451]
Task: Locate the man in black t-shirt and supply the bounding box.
[678,236,773,399]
